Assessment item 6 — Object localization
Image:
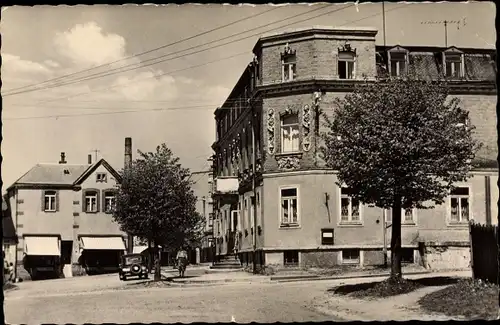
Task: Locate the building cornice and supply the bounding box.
[254,79,497,98]
[10,183,82,190]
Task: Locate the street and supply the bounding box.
[4,272,341,323]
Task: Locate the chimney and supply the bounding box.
[59,152,67,164]
[124,137,132,170]
[88,154,92,165]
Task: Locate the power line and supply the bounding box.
[3,4,341,99]
[2,6,283,95]
[4,3,412,121]
[34,2,411,104]
[4,5,329,97]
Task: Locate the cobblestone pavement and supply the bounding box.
[4,272,341,324]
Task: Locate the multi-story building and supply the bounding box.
[3,196,18,269]
[5,152,128,279]
[211,26,497,270]
[190,170,215,263]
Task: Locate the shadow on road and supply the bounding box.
[329,276,461,295]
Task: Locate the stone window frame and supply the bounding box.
[442,47,465,79]
[337,43,357,80]
[279,185,300,229]
[338,187,363,225]
[82,189,100,213]
[102,189,117,214]
[447,185,472,225]
[281,43,297,82]
[388,46,409,77]
[42,190,59,213]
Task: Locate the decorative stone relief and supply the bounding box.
[267,108,275,155]
[302,104,311,152]
[281,43,296,58]
[338,40,356,55]
[276,156,300,170]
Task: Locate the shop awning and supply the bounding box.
[133,245,148,254]
[24,236,60,256]
[80,236,126,251]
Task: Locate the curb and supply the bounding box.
[169,277,271,285]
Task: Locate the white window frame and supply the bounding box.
[96,172,107,183]
[385,208,416,225]
[44,191,57,212]
[85,192,98,213]
[339,187,362,224]
[279,186,300,228]
[388,50,408,77]
[443,52,465,79]
[280,114,300,153]
[341,249,361,265]
[338,52,356,80]
[282,55,297,82]
[448,186,471,224]
[104,192,116,214]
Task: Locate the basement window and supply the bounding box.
[341,249,360,265]
[284,250,299,266]
[401,249,415,264]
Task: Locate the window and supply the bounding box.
[321,229,334,245]
[450,187,470,222]
[282,55,296,82]
[342,249,360,265]
[284,250,299,266]
[401,249,415,264]
[390,52,407,77]
[84,191,99,213]
[444,53,463,78]
[280,188,299,226]
[96,172,107,183]
[43,191,57,212]
[385,208,415,224]
[208,213,214,227]
[340,188,360,223]
[281,114,300,153]
[338,52,355,79]
[103,191,116,214]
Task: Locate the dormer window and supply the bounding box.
[443,49,464,79]
[281,43,297,82]
[389,50,408,77]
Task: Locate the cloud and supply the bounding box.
[111,71,178,101]
[53,22,127,67]
[2,53,53,75]
[44,59,60,68]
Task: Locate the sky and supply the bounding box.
[1,2,496,189]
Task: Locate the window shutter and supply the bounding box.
[55,191,60,212]
[96,190,101,213]
[41,191,46,211]
[82,190,86,212]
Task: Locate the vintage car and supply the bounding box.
[118,253,149,281]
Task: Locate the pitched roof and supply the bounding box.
[13,163,91,185]
[8,158,122,189]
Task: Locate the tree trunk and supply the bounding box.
[390,197,403,280]
[153,242,161,281]
[147,239,153,273]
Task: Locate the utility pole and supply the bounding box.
[250,98,258,275]
[382,2,386,47]
[421,18,466,48]
[382,210,387,268]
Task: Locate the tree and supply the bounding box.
[321,78,481,280]
[113,143,205,281]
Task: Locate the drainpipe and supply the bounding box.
[485,175,491,225]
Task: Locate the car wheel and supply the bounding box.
[123,275,127,281]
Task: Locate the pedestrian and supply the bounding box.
[176,247,188,278]
[8,263,14,282]
[233,234,239,259]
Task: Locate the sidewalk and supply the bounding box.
[162,265,471,285]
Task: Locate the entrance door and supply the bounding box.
[61,241,73,278]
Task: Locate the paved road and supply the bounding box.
[5,272,341,323]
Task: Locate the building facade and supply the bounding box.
[190,170,215,263]
[6,153,128,279]
[211,26,497,269]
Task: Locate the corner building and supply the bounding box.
[211,27,497,269]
